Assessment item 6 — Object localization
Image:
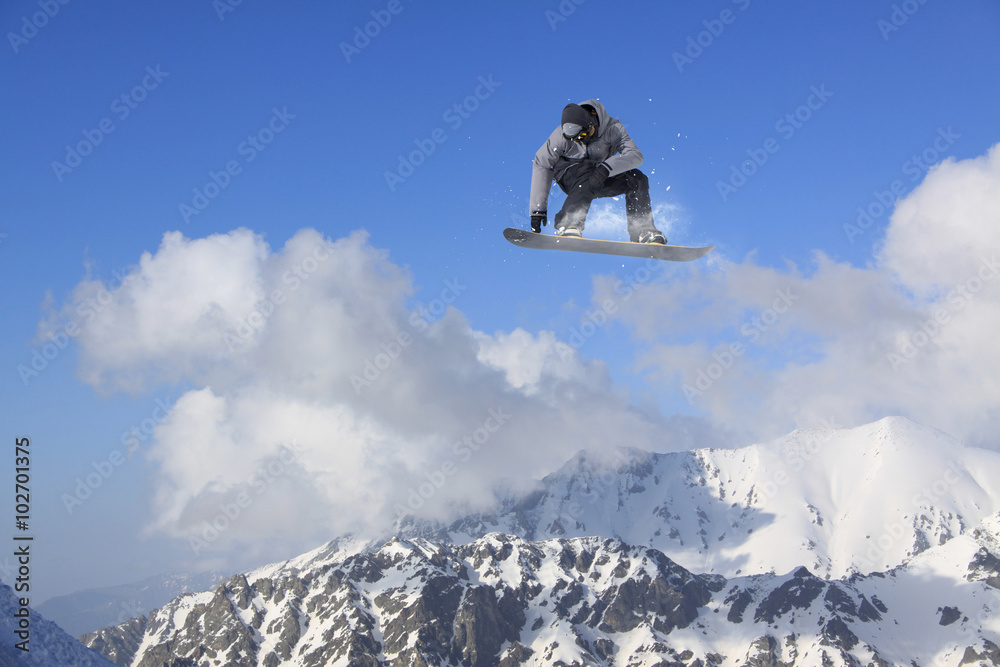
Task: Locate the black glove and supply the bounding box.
[589,163,610,189]
[530,211,547,233]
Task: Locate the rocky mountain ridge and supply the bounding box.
[81,526,1000,666]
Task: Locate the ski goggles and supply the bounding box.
[562,123,591,142]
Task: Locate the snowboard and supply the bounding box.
[503,227,714,262]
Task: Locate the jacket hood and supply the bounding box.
[578,99,611,133]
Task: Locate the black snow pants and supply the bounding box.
[552,159,661,242]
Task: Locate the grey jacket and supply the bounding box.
[529,99,644,214]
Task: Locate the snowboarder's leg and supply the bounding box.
[553,162,598,234]
[598,170,662,242]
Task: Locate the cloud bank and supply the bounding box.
[595,142,1000,447]
[50,228,670,560]
[49,142,1000,565]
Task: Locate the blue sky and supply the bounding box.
[2,1,1000,604]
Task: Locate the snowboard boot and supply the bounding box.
[556,226,582,238]
[639,230,667,244]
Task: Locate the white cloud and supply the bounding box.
[597,142,1000,447]
[53,226,669,559]
[63,228,270,392]
[879,144,1000,296]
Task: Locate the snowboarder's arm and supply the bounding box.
[529,128,564,214]
[603,123,643,177]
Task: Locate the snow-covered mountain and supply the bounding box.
[82,527,1000,666]
[80,417,1000,666]
[405,416,1000,580]
[0,580,116,666]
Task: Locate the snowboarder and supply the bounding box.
[529,100,667,244]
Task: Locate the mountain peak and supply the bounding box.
[395,416,1000,580]
[553,445,656,478]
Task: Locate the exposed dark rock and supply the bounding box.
[498,641,535,667]
[821,615,858,651]
[939,606,962,626]
[960,639,1000,666]
[822,584,857,616]
[741,635,792,667]
[597,563,710,635]
[377,574,463,659]
[856,595,883,622]
[452,585,509,667]
[753,568,825,624]
[967,548,1000,589]
[726,587,754,624]
[80,615,147,667]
